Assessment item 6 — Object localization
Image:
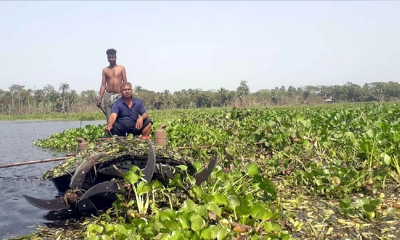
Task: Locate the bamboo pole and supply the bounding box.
[0,157,68,169]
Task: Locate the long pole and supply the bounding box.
[0,157,68,169]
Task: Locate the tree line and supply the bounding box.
[0,80,399,115]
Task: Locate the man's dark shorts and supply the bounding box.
[111,118,153,136]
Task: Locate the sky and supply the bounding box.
[0,1,399,94]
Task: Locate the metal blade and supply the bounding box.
[142,141,156,182]
[79,181,119,201]
[70,152,107,189]
[77,198,98,213]
[22,194,69,210]
[193,154,218,185]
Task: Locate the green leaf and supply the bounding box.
[380,153,391,165]
[261,209,277,220]
[264,222,282,233]
[190,214,205,231]
[203,193,215,203]
[363,203,377,212]
[223,181,233,192]
[369,199,381,208]
[216,170,226,182]
[105,224,114,232]
[154,222,164,232]
[213,192,227,205]
[339,197,351,208]
[137,181,151,194]
[207,202,222,217]
[123,171,140,185]
[344,131,355,139]
[257,176,277,200]
[170,229,184,239]
[127,134,134,140]
[216,228,229,240]
[159,209,176,221]
[366,128,377,138]
[88,224,104,233]
[251,204,266,219]
[176,165,188,171]
[225,146,235,156]
[200,227,214,239]
[393,132,400,142]
[195,205,207,217]
[183,199,196,212]
[177,214,190,229]
[360,141,373,153]
[247,163,259,177]
[228,195,240,208]
[162,220,179,231]
[236,205,252,216]
[151,180,163,190]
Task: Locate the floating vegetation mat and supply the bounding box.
[18,105,400,239]
[275,177,400,239]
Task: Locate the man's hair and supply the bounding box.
[120,82,132,89]
[106,49,117,55]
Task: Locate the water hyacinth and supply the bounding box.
[25,104,400,239]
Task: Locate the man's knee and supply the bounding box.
[144,122,152,130]
[143,118,153,127]
[141,121,152,136]
[111,122,126,136]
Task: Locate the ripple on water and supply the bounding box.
[0,120,104,239]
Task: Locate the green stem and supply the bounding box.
[388,172,400,184]
[162,192,173,209]
[212,179,220,193]
[366,140,377,180]
[344,174,365,188]
[392,156,400,176]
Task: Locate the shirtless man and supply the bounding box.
[96,48,127,121]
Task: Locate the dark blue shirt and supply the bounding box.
[111,97,147,128]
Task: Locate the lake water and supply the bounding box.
[0,120,104,239]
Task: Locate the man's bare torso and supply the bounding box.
[103,65,126,93]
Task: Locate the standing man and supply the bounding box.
[105,82,152,138]
[97,48,127,121]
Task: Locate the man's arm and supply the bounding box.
[135,101,148,129]
[135,112,148,129]
[105,113,118,132]
[122,66,127,83]
[97,69,107,106]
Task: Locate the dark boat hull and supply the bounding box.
[50,154,194,197]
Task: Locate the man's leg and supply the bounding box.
[110,122,128,136]
[102,92,111,122]
[141,122,152,137]
[104,93,121,122]
[133,118,153,137]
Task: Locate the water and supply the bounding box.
[0,120,104,239]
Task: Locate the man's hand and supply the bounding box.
[96,99,102,107]
[105,124,113,132]
[135,117,143,130]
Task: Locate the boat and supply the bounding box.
[23,136,217,213]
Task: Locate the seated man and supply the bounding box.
[105,82,152,138]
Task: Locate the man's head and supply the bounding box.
[120,82,133,98]
[106,48,117,66]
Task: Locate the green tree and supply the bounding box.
[59,82,70,111]
[236,80,250,106]
[9,84,26,112]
